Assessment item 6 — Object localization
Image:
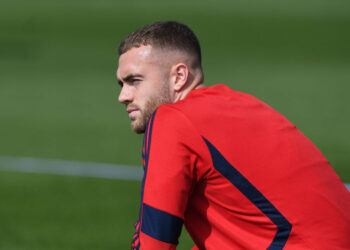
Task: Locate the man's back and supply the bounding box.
[136,84,350,249]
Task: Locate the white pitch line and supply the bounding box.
[0,156,143,181]
[0,156,349,192]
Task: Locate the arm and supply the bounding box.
[132,106,199,250]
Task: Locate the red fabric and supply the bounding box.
[138,232,176,250]
[135,84,350,249]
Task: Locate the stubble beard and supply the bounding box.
[130,82,172,134]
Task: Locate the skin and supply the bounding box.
[117,45,204,133]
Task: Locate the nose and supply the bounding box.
[118,85,133,104]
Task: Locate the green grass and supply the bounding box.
[1,0,349,248]
[0,171,140,249]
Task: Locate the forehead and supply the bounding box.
[117,45,156,78]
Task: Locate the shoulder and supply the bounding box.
[145,103,209,152]
[152,104,195,132]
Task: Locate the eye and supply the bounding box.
[130,78,141,85]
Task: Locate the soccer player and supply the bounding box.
[116,21,350,249]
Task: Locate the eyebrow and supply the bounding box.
[118,74,143,86]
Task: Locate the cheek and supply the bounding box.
[137,84,155,100]
[133,90,150,109]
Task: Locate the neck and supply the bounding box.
[173,78,205,102]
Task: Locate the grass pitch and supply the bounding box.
[1,0,349,249]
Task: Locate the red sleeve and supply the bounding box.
[132,105,201,250]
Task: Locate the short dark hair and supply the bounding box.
[118,21,202,67]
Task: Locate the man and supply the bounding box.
[116,21,350,249]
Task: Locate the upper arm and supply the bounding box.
[138,106,201,249]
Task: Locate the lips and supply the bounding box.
[126,108,138,113]
[126,106,139,119]
[129,110,138,118]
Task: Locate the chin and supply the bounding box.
[132,127,146,134]
[131,121,147,134]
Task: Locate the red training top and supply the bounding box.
[131,84,350,250]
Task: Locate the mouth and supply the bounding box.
[126,108,139,119]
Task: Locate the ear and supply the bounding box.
[171,63,189,92]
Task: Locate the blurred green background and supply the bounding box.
[1,0,349,249]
